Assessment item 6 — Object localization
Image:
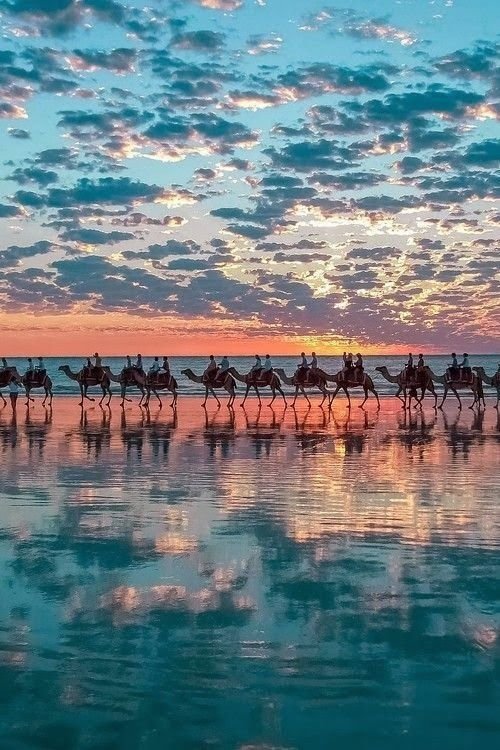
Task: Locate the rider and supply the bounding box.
[341,352,353,381]
[149,356,160,380]
[262,354,273,383]
[416,353,425,384]
[26,357,34,385]
[134,354,143,372]
[249,355,262,381]
[204,355,218,383]
[460,353,471,381]
[448,352,458,380]
[1,357,8,372]
[297,352,309,383]
[219,356,230,374]
[83,357,92,382]
[354,353,364,382]
[309,352,318,370]
[406,353,415,381]
[93,352,103,381]
[35,357,46,380]
[161,356,170,378]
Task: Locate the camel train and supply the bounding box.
[0,354,498,410]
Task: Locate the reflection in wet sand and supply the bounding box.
[0,398,499,748]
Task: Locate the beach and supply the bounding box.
[0,397,499,748]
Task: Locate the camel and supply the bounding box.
[326,370,380,408]
[58,365,112,406]
[181,368,236,407]
[130,369,178,408]
[0,367,22,406]
[423,366,485,409]
[22,370,53,406]
[473,367,500,408]
[227,367,287,406]
[274,368,330,406]
[103,367,147,407]
[375,366,437,408]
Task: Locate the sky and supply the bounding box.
[0,0,498,355]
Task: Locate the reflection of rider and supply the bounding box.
[204,355,217,383]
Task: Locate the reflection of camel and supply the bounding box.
[326,370,380,408]
[473,367,500,408]
[227,367,287,407]
[203,404,236,459]
[104,367,146,407]
[77,406,112,459]
[142,408,178,460]
[182,369,236,407]
[242,404,284,457]
[0,367,22,406]
[424,367,485,409]
[24,405,53,457]
[274,368,329,406]
[441,410,486,459]
[59,365,112,406]
[131,369,178,408]
[375,366,437,408]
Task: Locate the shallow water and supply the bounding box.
[0,399,499,749]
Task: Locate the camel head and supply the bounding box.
[375,366,388,374]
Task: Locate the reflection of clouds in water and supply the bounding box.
[0,400,499,746]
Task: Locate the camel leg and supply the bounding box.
[496,389,499,409]
[228,389,235,407]
[319,387,327,406]
[240,385,251,406]
[83,384,94,404]
[153,388,162,408]
[359,388,368,408]
[210,386,221,407]
[302,386,311,406]
[292,386,299,406]
[279,386,287,406]
[0,392,6,406]
[438,386,447,409]
[448,386,461,409]
[254,386,261,406]
[373,388,380,409]
[329,385,340,407]
[268,387,275,406]
[345,387,351,408]
[171,388,177,408]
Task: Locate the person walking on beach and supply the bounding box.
[9,376,19,412]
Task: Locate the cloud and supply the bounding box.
[170,30,225,53]
[0,240,58,269]
[59,228,135,244]
[193,0,243,8]
[7,127,30,138]
[0,0,126,35]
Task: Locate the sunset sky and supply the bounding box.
[0,0,498,355]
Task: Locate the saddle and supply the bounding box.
[26,373,46,387]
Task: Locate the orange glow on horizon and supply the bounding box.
[0,311,441,356]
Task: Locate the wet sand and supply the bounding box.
[0,397,499,748]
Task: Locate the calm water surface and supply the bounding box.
[0,399,499,749]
